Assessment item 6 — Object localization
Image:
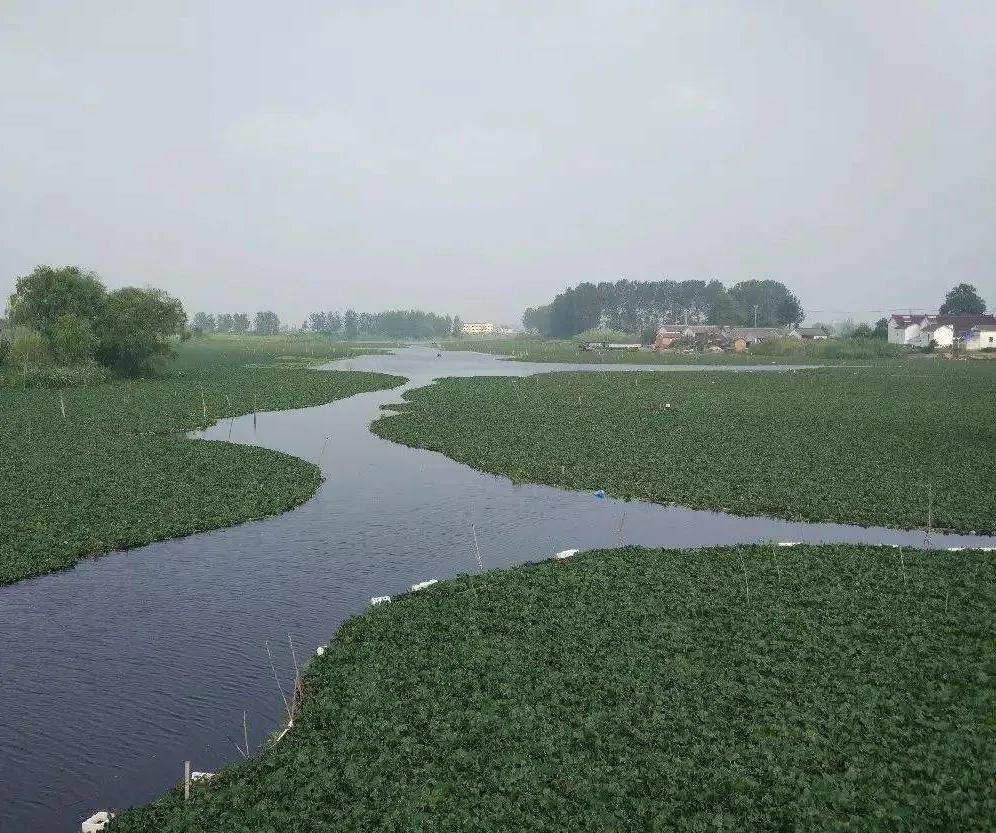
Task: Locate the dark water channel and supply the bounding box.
[2,347,993,831]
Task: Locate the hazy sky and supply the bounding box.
[2,2,993,327]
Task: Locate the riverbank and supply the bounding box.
[0,336,403,585]
[439,336,907,364]
[373,363,996,533]
[110,543,996,831]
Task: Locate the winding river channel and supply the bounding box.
[3,346,995,831]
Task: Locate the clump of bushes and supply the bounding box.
[2,265,186,380]
[750,336,905,360]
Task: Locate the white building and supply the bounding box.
[963,324,996,351]
[918,321,955,348]
[888,314,929,345]
[889,313,996,348]
[460,321,497,335]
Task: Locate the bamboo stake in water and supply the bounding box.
[59,391,66,419]
[288,634,302,715]
[899,547,908,591]
[265,640,293,725]
[184,760,191,801]
[472,523,484,571]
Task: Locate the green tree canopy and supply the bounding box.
[343,309,358,339]
[95,287,186,376]
[50,313,97,364]
[254,310,281,335]
[939,283,986,315]
[7,265,107,336]
[727,280,804,326]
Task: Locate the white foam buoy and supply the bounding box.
[370,595,391,605]
[315,645,325,657]
[777,542,800,548]
[81,811,114,833]
[191,771,215,782]
[410,579,438,592]
[555,549,579,560]
[947,547,965,552]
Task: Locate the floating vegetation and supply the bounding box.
[110,545,996,831]
[372,364,996,533]
[0,338,403,585]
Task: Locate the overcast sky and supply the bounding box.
[2,1,993,327]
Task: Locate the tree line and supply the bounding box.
[305,309,457,339]
[193,308,459,339]
[523,279,804,338]
[3,265,185,376]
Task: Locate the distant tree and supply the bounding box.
[728,280,804,326]
[343,309,358,340]
[309,311,327,333]
[872,317,889,340]
[232,313,250,333]
[451,316,463,337]
[850,323,874,339]
[939,283,986,315]
[216,313,234,332]
[522,305,552,335]
[7,265,106,337]
[327,310,342,336]
[50,313,97,364]
[95,287,186,376]
[254,311,281,335]
[192,312,216,333]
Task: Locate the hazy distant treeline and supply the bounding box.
[305,309,456,340]
[524,279,804,338]
[192,309,457,340]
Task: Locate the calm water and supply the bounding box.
[2,347,994,832]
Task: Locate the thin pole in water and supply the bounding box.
[472,523,484,571]
[184,760,190,801]
[265,640,293,725]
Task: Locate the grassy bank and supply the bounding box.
[442,337,770,363]
[111,544,996,831]
[440,337,906,364]
[0,336,403,586]
[373,364,996,533]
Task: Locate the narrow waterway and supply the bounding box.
[2,347,993,832]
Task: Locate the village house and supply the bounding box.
[652,327,686,349]
[795,325,830,340]
[728,326,796,345]
[888,313,996,347]
[962,323,996,351]
[460,321,497,335]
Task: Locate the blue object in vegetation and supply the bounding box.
[593,489,606,498]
